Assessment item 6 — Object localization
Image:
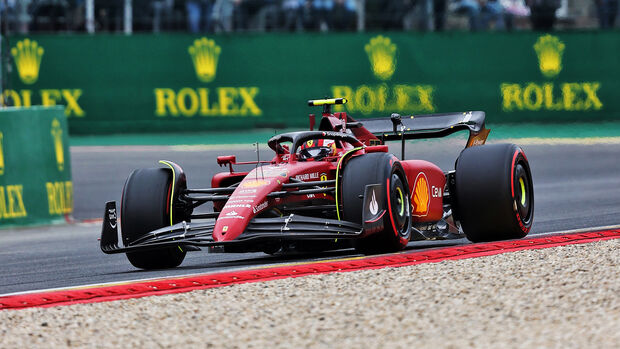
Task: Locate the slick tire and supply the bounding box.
[121,168,186,269]
[342,153,412,254]
[454,144,534,242]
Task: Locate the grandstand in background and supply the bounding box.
[0,0,615,34]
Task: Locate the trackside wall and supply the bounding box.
[0,106,73,227]
[4,32,619,135]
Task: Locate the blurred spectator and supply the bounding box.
[31,0,70,31]
[186,0,214,33]
[0,0,18,31]
[330,0,356,31]
[282,0,302,30]
[594,0,618,28]
[436,0,506,31]
[433,0,447,30]
[95,0,121,32]
[313,0,333,31]
[234,0,279,31]
[300,0,320,30]
[452,0,483,30]
[500,0,530,30]
[481,0,506,29]
[367,0,415,30]
[526,0,560,30]
[212,0,234,32]
[68,0,86,31]
[1,0,613,33]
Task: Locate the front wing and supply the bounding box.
[100,202,364,254]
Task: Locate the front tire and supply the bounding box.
[342,153,412,254]
[454,144,534,242]
[121,168,186,269]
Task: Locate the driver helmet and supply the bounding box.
[298,139,337,160]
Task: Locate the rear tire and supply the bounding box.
[342,153,412,254]
[454,144,534,242]
[121,168,186,269]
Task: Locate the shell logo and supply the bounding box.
[411,173,429,216]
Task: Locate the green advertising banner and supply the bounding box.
[3,32,619,134]
[0,106,72,227]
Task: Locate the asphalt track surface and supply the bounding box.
[1,138,620,295]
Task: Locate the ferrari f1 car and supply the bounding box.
[101,98,534,269]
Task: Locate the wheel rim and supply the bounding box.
[513,163,532,224]
[390,173,410,236]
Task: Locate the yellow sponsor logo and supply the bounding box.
[333,36,435,115]
[501,82,602,112]
[46,181,73,215]
[332,84,434,115]
[0,89,85,117]
[0,132,4,176]
[154,37,261,118]
[154,87,261,117]
[189,37,221,83]
[241,179,269,188]
[11,39,44,85]
[51,119,65,171]
[534,35,564,78]
[0,185,28,219]
[500,35,602,113]
[411,173,429,217]
[365,35,397,81]
[6,38,85,117]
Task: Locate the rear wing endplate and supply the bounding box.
[361,111,490,148]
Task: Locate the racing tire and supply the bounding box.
[454,144,534,242]
[342,153,412,254]
[121,168,186,269]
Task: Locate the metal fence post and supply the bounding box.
[86,0,95,33]
[124,0,132,35]
[356,0,365,32]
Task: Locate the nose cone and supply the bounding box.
[213,167,289,241]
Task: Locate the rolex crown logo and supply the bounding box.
[11,39,44,84]
[188,37,221,83]
[51,119,64,172]
[534,35,565,78]
[365,35,397,81]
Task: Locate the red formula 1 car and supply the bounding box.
[101,98,534,269]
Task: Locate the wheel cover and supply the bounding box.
[390,173,410,235]
[513,163,532,224]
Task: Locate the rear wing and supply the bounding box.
[361,111,490,148]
